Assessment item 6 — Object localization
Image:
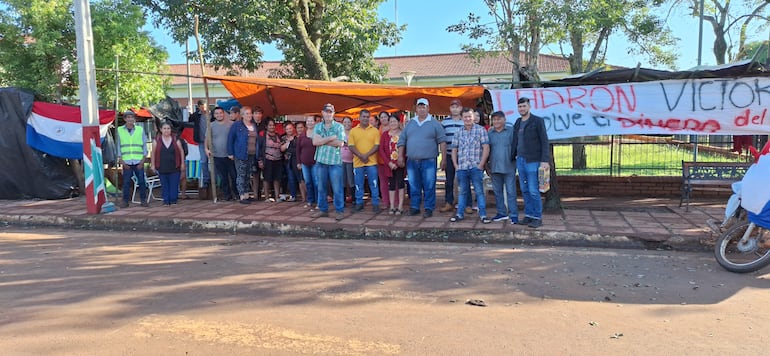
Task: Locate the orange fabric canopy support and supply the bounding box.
[205,76,485,117]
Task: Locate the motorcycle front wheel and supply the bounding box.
[714,221,770,273]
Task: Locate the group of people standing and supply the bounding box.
[118,95,550,228]
[117,110,187,207]
[397,96,550,228]
[307,104,406,221]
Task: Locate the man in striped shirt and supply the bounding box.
[439,99,466,213]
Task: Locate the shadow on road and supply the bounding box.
[2,228,769,332]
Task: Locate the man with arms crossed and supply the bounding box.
[312,103,346,221]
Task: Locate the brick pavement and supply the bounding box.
[0,195,727,251]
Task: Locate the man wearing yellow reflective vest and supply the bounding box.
[117,110,150,208]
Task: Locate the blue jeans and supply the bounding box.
[491,172,518,222]
[516,156,542,220]
[122,164,146,203]
[316,163,344,213]
[214,157,237,200]
[354,165,380,207]
[301,163,317,204]
[444,154,456,205]
[406,158,437,211]
[198,144,210,187]
[159,171,181,204]
[443,156,471,206]
[285,159,299,198]
[456,167,487,218]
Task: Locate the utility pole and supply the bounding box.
[694,0,705,162]
[74,0,109,214]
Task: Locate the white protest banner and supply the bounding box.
[489,77,770,140]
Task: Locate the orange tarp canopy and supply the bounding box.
[205,76,485,117]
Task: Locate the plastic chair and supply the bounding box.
[131,173,162,203]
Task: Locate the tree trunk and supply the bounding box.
[586,26,611,71]
[289,0,329,80]
[713,29,728,65]
[569,30,583,74]
[524,11,541,83]
[70,159,86,197]
[572,142,587,170]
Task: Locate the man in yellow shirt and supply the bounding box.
[348,109,381,214]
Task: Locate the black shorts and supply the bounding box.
[263,159,284,182]
[388,168,406,190]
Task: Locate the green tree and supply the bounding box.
[681,0,770,65]
[735,40,769,62]
[448,0,677,79]
[0,0,169,110]
[553,0,677,73]
[135,0,403,82]
[91,0,170,111]
[447,0,557,85]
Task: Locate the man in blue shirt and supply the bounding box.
[397,98,447,218]
[487,111,518,224]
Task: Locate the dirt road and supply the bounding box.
[1,228,769,355]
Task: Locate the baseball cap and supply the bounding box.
[416,98,429,106]
[450,99,462,106]
[491,110,505,118]
[229,105,241,113]
[322,103,335,112]
[123,110,135,117]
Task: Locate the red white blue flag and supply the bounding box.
[26,102,115,159]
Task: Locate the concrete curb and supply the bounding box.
[0,213,709,252]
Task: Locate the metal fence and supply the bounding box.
[552,135,766,176]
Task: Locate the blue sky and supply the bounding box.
[148,0,719,71]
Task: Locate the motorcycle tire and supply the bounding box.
[714,221,770,273]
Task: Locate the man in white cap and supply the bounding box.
[312,103,347,221]
[396,98,447,218]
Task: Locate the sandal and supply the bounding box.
[449,215,463,222]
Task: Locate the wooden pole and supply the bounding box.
[194,15,217,202]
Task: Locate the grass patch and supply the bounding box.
[553,141,748,176]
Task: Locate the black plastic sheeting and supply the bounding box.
[146,95,189,134]
[548,60,770,86]
[0,88,78,199]
[483,60,770,108]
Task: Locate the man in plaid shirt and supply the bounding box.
[450,107,491,224]
[311,103,346,221]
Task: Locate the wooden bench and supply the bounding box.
[680,161,752,211]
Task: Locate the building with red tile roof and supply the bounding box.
[168,52,570,109]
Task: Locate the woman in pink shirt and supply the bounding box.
[379,115,404,214]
